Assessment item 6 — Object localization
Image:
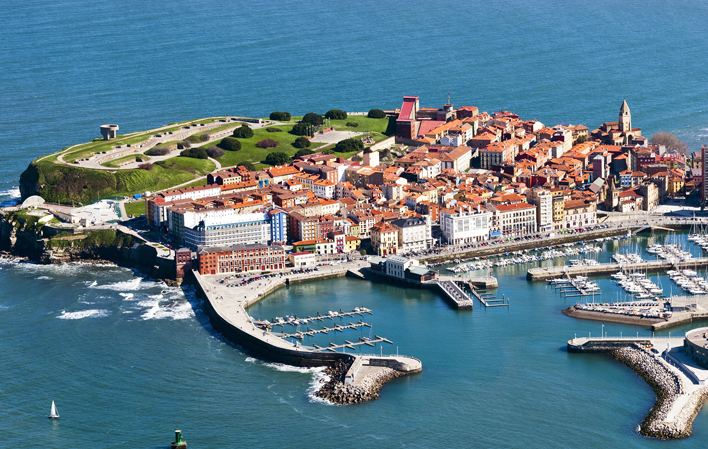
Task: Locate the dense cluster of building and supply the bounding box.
[149,97,698,276]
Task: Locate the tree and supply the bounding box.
[650,131,690,154]
[256,139,279,149]
[146,146,170,156]
[292,136,311,149]
[180,148,208,159]
[325,109,347,120]
[218,137,242,151]
[293,149,314,159]
[575,135,587,144]
[265,151,290,166]
[239,161,255,171]
[333,137,364,153]
[232,124,254,139]
[302,112,323,126]
[206,146,225,158]
[290,123,310,136]
[367,109,386,119]
[269,111,291,121]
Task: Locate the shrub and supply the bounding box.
[293,149,314,159]
[199,133,210,142]
[346,122,359,127]
[269,111,291,121]
[292,136,311,149]
[256,139,279,149]
[302,112,324,126]
[232,124,254,139]
[265,152,290,166]
[206,146,225,158]
[138,163,153,171]
[290,123,310,136]
[333,137,364,153]
[180,148,208,159]
[239,162,256,171]
[325,109,347,120]
[178,140,191,149]
[218,137,242,152]
[367,109,386,119]
[146,146,170,156]
[266,127,283,133]
[363,148,373,154]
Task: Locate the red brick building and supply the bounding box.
[197,243,285,275]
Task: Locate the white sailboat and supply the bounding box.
[49,401,59,419]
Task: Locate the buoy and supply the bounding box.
[171,429,187,448]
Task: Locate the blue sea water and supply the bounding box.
[1,0,708,447]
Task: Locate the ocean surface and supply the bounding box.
[1,0,708,447]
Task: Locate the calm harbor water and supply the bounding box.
[1,234,708,447]
[1,0,708,447]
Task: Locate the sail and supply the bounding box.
[50,401,59,418]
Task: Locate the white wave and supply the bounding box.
[138,295,194,320]
[119,293,135,301]
[92,278,157,291]
[262,362,325,375]
[307,369,335,405]
[0,186,20,198]
[57,309,110,320]
[245,357,257,363]
[36,276,52,280]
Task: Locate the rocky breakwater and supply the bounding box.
[612,345,708,439]
[315,358,408,405]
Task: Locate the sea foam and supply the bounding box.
[57,309,110,320]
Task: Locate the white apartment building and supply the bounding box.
[313,179,336,199]
[440,206,491,245]
[527,189,553,232]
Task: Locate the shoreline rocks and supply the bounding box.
[315,359,404,405]
[611,345,708,439]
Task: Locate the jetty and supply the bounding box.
[527,258,708,281]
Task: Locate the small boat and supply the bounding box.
[49,401,59,419]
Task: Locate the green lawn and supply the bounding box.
[329,116,389,133]
[124,201,146,217]
[155,156,215,176]
[208,124,325,167]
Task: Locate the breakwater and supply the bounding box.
[612,345,708,439]
[567,336,708,439]
[192,264,422,404]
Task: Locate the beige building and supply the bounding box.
[371,221,399,256]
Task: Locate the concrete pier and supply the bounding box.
[435,280,474,309]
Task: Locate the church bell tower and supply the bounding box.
[619,99,631,133]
